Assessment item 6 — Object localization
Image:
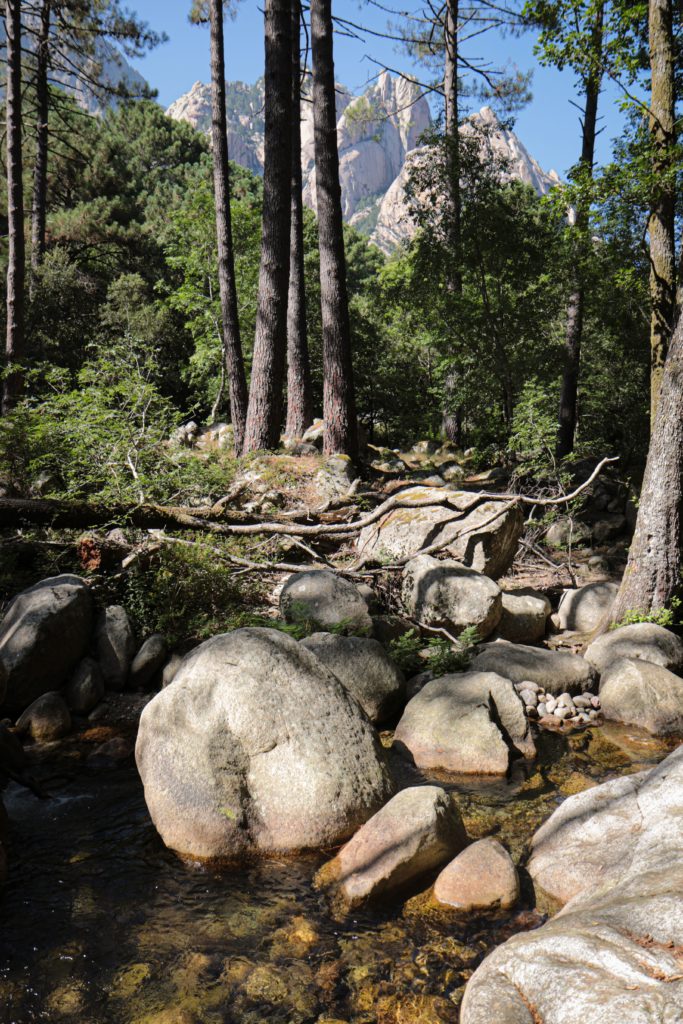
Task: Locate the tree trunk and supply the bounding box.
[648,0,676,424]
[243,0,293,453]
[556,3,604,460]
[3,0,26,416]
[441,0,463,443]
[209,0,249,453]
[610,313,683,623]
[310,0,358,459]
[30,0,51,294]
[285,0,313,439]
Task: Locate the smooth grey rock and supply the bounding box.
[555,582,619,633]
[280,570,372,636]
[461,745,683,1024]
[599,658,683,735]
[405,670,434,700]
[434,838,519,911]
[317,786,467,907]
[136,628,394,861]
[0,575,92,714]
[544,517,591,549]
[401,555,502,640]
[585,622,683,676]
[129,634,168,691]
[64,658,104,714]
[16,692,71,742]
[357,487,523,579]
[529,744,683,907]
[473,639,597,696]
[496,588,550,644]
[300,633,405,723]
[96,606,136,691]
[394,671,535,775]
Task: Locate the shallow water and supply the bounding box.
[0,718,674,1024]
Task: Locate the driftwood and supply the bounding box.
[0,456,618,544]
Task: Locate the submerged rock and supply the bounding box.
[16,692,71,742]
[357,487,523,578]
[96,606,136,691]
[280,570,373,636]
[599,657,683,735]
[473,639,597,695]
[316,785,467,907]
[394,671,535,774]
[585,621,683,675]
[0,575,92,715]
[300,633,405,723]
[136,628,394,861]
[401,555,502,639]
[434,838,519,911]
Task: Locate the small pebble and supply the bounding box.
[588,709,600,721]
[519,680,540,693]
[545,698,557,714]
[537,702,547,717]
[591,696,601,709]
[520,690,538,707]
[557,693,574,708]
[573,695,592,709]
[554,707,572,720]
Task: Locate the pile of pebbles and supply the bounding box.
[514,681,602,730]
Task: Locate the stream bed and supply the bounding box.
[0,710,675,1024]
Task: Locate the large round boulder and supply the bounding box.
[599,657,683,735]
[0,575,92,715]
[401,555,502,639]
[135,628,394,862]
[473,639,597,695]
[553,581,619,633]
[280,571,372,636]
[357,487,523,579]
[585,622,683,675]
[300,633,405,723]
[394,671,535,775]
[316,786,467,907]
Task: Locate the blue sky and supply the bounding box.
[127,0,627,178]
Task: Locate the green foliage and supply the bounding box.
[120,543,263,648]
[612,597,681,630]
[390,627,480,677]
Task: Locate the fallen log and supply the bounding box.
[0,456,618,541]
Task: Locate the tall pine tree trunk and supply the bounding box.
[610,312,683,623]
[648,0,676,424]
[311,0,358,458]
[209,0,249,452]
[3,0,26,415]
[285,0,313,439]
[441,0,463,445]
[556,3,603,459]
[30,0,51,294]
[243,0,293,452]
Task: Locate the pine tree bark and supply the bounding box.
[556,3,603,459]
[209,0,249,453]
[3,0,26,415]
[610,312,683,623]
[310,0,358,459]
[441,0,463,445]
[285,0,313,439]
[30,0,51,293]
[648,0,676,424]
[243,0,293,452]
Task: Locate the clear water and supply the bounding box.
[0,718,674,1024]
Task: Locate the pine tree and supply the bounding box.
[3,0,26,415]
[285,0,313,440]
[243,0,293,452]
[310,0,358,458]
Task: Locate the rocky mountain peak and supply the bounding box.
[166,73,559,253]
